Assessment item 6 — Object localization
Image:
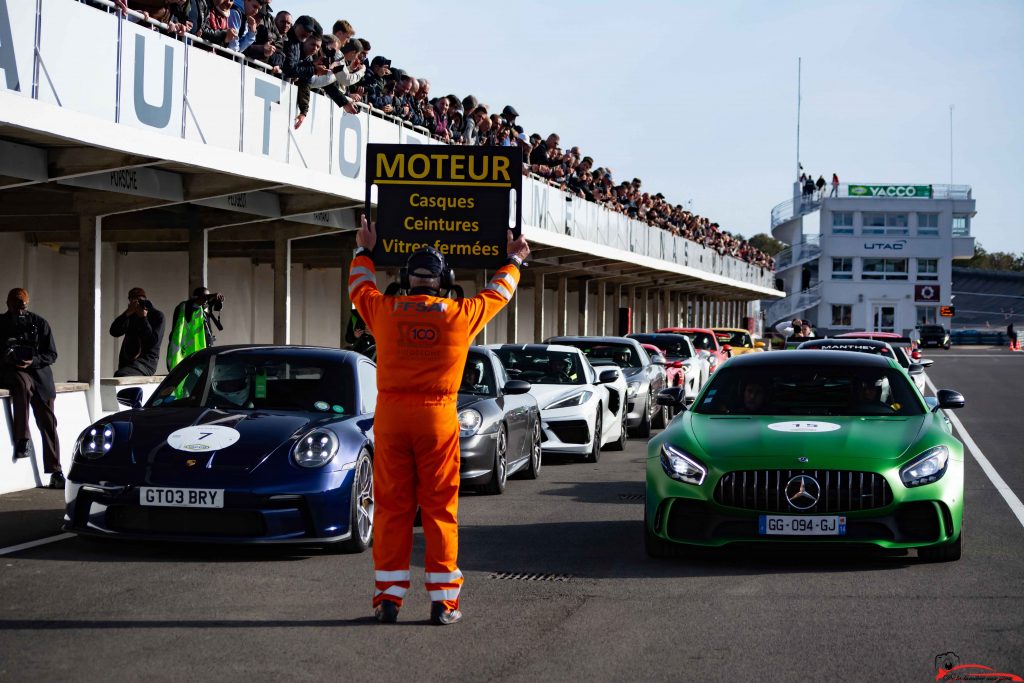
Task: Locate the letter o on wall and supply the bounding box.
[337,114,363,178]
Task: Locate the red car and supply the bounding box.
[640,343,686,389]
[655,327,729,373]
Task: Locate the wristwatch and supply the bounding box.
[354,246,372,259]
[507,254,524,268]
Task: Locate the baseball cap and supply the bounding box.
[502,105,519,118]
[370,55,391,68]
[294,15,321,34]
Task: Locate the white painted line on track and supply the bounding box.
[0,533,74,557]
[925,375,1024,531]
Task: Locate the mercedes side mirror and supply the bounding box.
[598,369,619,384]
[656,387,687,410]
[116,387,144,410]
[503,380,532,395]
[934,389,965,411]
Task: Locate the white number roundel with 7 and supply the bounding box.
[167,425,241,452]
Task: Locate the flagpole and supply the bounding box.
[796,57,802,180]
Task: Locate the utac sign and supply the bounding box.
[848,184,933,198]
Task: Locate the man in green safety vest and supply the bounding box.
[166,287,225,371]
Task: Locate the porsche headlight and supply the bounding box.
[458,409,483,437]
[626,382,640,398]
[77,424,114,459]
[292,429,339,468]
[900,445,949,487]
[545,390,592,410]
[660,444,706,485]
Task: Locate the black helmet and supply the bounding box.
[400,247,454,292]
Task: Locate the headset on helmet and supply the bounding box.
[400,246,455,292]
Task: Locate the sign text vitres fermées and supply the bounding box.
[366,144,522,268]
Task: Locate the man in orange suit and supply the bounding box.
[349,215,529,625]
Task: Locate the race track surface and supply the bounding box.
[1,348,1022,681]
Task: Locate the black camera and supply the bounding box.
[139,298,154,312]
[5,338,33,364]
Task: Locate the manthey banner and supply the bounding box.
[848,184,933,198]
[366,144,523,268]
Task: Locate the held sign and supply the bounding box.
[366,144,522,268]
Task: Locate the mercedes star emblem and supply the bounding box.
[785,474,820,510]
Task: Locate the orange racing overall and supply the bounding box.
[348,253,520,612]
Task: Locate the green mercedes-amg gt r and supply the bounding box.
[645,350,966,562]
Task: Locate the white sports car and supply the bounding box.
[488,344,628,462]
[628,333,709,403]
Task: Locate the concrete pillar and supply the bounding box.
[595,280,606,336]
[339,254,351,349]
[626,286,637,333]
[188,226,208,295]
[533,273,545,343]
[78,215,102,420]
[273,234,291,344]
[663,290,672,329]
[556,276,568,337]
[577,278,589,336]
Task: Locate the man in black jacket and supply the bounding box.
[109,287,166,377]
[0,288,63,488]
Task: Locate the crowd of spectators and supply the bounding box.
[112,0,773,271]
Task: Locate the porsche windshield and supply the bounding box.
[494,348,587,385]
[558,342,641,369]
[630,335,692,359]
[149,352,355,413]
[694,365,924,417]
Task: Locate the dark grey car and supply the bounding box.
[458,347,542,495]
[545,336,668,437]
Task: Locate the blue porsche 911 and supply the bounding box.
[64,346,376,552]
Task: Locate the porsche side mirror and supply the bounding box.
[754,341,766,349]
[671,360,684,369]
[598,369,619,384]
[503,380,532,395]
[116,387,143,410]
[935,389,965,411]
[650,354,666,366]
[908,364,925,376]
[656,387,687,410]
[919,358,935,368]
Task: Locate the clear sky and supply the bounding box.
[285,0,1024,254]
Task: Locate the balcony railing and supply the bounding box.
[764,284,822,325]
[772,235,822,272]
[1,0,775,291]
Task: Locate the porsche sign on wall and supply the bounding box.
[915,285,940,302]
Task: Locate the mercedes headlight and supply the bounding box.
[660,444,706,485]
[458,409,483,437]
[545,390,592,410]
[900,445,949,487]
[292,429,339,468]
[76,424,114,459]
[626,381,640,398]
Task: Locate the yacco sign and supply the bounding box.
[366,144,522,268]
[0,0,438,187]
[848,184,932,198]
[863,240,907,251]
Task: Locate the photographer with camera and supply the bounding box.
[166,287,224,371]
[0,288,63,488]
[109,287,166,377]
